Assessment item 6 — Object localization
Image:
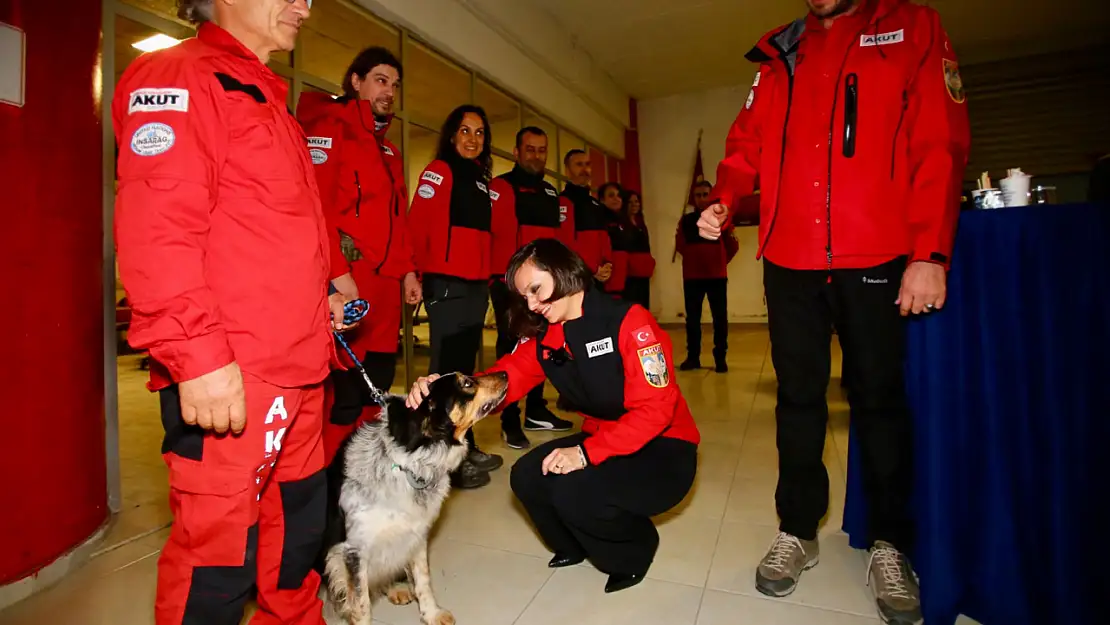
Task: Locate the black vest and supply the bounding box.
[498,166,561,229]
[604,212,634,252]
[447,157,492,232]
[536,288,634,421]
[679,212,716,246]
[626,222,651,254]
[561,184,608,233]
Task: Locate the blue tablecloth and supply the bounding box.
[843,203,1110,625]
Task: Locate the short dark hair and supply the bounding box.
[177,0,213,24]
[505,239,594,337]
[694,180,713,191]
[342,47,403,98]
[436,104,494,181]
[515,126,547,149]
[564,148,587,168]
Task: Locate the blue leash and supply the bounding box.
[333,298,389,407]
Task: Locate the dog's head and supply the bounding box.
[386,372,510,452]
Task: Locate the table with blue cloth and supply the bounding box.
[843,203,1110,625]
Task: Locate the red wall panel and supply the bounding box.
[0,0,108,583]
[620,99,643,194]
[589,147,608,188]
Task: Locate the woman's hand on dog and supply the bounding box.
[542,446,587,475]
[179,362,247,435]
[406,374,441,408]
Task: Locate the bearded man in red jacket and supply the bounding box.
[697,1,970,623]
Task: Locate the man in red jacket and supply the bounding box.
[490,127,575,448]
[112,1,343,624]
[675,180,738,374]
[296,47,421,465]
[559,149,614,284]
[697,0,970,622]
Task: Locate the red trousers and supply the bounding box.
[156,376,327,625]
[345,264,402,358]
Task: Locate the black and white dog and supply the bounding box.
[320,372,509,625]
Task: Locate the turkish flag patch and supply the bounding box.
[631,325,657,347]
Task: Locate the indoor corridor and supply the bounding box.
[0,327,978,625]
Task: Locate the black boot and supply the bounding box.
[679,356,701,371]
[713,349,728,373]
[501,404,531,449]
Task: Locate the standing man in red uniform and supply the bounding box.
[296,46,421,464]
[697,1,970,622]
[675,180,738,373]
[113,1,346,624]
[558,149,614,286]
[489,127,575,448]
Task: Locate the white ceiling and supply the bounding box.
[522,0,1110,99]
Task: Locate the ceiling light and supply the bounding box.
[132,34,181,53]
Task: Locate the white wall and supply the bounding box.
[638,82,767,324]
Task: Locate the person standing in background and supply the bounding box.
[599,182,631,298]
[622,190,655,309]
[408,104,503,489]
[489,127,575,449]
[113,0,340,623]
[297,46,421,467]
[697,0,970,622]
[676,180,737,373]
[559,150,614,287]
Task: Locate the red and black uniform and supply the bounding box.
[489,166,563,428]
[558,183,613,278]
[622,216,655,309]
[296,93,415,465]
[601,211,631,296]
[489,288,699,577]
[709,0,970,550]
[675,212,738,367]
[113,23,331,625]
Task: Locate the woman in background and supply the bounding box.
[598,182,630,298]
[408,104,502,488]
[622,190,654,309]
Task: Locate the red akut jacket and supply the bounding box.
[408,158,492,281]
[486,305,700,464]
[112,23,332,390]
[558,184,613,274]
[710,0,970,271]
[296,93,415,282]
[675,212,739,280]
[490,166,562,277]
[625,217,656,279]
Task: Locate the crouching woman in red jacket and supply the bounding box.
[406,238,700,593]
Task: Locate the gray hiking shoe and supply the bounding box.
[867,541,923,625]
[755,532,819,597]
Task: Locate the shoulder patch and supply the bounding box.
[130,122,176,156]
[476,181,488,193]
[545,188,558,197]
[745,89,755,110]
[382,144,394,156]
[307,136,333,149]
[417,184,436,200]
[943,58,966,103]
[752,71,761,87]
[128,88,189,115]
[637,344,669,388]
[422,171,444,185]
[309,148,328,165]
[489,190,501,201]
[631,325,657,347]
[585,337,614,358]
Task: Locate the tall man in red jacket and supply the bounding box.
[113,1,345,624]
[559,149,614,285]
[296,47,421,465]
[697,1,970,622]
[490,127,575,448]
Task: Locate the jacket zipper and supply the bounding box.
[890,89,908,180]
[376,191,395,273]
[756,53,796,260]
[354,171,362,218]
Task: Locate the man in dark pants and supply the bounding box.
[697,1,970,623]
[675,180,738,373]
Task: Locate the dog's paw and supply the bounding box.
[426,610,455,625]
[386,584,414,605]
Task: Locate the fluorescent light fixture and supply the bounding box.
[132,34,181,53]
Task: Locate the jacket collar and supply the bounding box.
[198,22,259,61]
[562,182,593,199]
[747,0,908,64]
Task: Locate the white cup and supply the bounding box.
[1001,176,1031,207]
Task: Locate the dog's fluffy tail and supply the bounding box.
[324,542,362,622]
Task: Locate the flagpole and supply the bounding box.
[673,128,704,263]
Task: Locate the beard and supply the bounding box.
[807,0,858,18]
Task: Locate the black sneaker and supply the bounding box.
[679,358,701,371]
[451,459,491,489]
[524,406,574,431]
[502,418,531,449]
[715,359,729,373]
[468,447,504,472]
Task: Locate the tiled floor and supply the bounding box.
[0,326,975,625]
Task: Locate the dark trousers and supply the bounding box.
[683,278,728,361]
[489,277,546,425]
[763,257,913,551]
[328,351,397,427]
[510,433,697,576]
[623,277,651,310]
[424,275,489,449]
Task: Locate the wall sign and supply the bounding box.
[0,22,26,107]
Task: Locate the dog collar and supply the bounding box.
[393,464,432,490]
